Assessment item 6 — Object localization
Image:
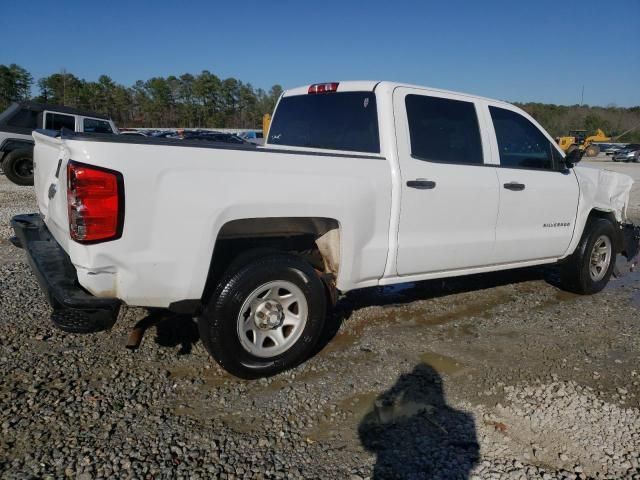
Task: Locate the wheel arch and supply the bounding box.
[0,138,34,155]
[582,209,623,254]
[201,216,342,305]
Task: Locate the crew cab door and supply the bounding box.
[485,104,579,263]
[393,88,499,276]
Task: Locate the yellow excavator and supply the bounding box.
[556,128,610,157]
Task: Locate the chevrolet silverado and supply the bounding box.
[11,81,640,378]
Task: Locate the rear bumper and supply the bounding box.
[10,213,121,333]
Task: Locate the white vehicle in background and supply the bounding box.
[0,102,118,185]
[11,81,640,378]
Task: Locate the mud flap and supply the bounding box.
[614,224,640,277]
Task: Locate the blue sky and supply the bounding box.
[1,0,638,106]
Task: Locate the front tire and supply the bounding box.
[198,252,327,379]
[559,218,616,294]
[2,149,34,186]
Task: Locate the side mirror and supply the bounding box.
[564,148,584,168]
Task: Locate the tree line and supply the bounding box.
[515,102,640,143]
[0,64,282,129]
[1,63,639,140]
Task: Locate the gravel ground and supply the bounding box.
[1,158,639,479]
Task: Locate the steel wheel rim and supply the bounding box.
[237,280,308,358]
[589,235,612,282]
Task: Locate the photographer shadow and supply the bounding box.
[358,363,479,479]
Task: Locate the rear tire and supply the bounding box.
[559,218,616,294]
[2,149,34,186]
[198,252,326,379]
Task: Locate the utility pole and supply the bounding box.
[580,85,584,106]
[61,68,67,105]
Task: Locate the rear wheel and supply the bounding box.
[198,252,327,378]
[559,218,616,294]
[2,149,34,186]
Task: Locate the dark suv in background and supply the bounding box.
[0,102,118,185]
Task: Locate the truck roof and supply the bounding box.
[283,80,513,107]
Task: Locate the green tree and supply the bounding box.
[35,71,83,106]
[0,64,32,110]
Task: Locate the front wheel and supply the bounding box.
[559,218,616,294]
[198,252,327,379]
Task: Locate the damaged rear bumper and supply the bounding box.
[10,213,121,333]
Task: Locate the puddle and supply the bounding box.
[318,330,359,355]
[420,352,466,376]
[444,323,477,339]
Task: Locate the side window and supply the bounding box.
[83,118,113,134]
[489,106,556,170]
[45,113,75,131]
[405,94,483,165]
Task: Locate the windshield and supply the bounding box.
[268,91,380,153]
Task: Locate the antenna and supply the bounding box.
[580,85,584,106]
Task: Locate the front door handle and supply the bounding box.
[407,179,436,190]
[503,182,525,191]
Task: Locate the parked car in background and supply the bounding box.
[119,129,148,137]
[613,144,640,163]
[239,130,264,145]
[184,131,251,144]
[605,144,629,156]
[151,131,176,138]
[0,102,118,185]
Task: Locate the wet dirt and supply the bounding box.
[419,352,466,376]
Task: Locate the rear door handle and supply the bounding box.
[503,182,525,191]
[407,179,436,190]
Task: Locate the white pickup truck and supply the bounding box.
[11,81,640,378]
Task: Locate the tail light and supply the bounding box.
[308,82,339,94]
[67,161,124,243]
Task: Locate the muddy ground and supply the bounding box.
[0,157,639,479]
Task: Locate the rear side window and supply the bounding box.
[405,95,483,165]
[45,113,75,131]
[268,92,379,153]
[7,108,39,129]
[83,118,113,134]
[489,106,556,170]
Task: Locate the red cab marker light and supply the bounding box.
[308,82,339,94]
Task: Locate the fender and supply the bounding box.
[561,166,634,259]
[0,137,35,153]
